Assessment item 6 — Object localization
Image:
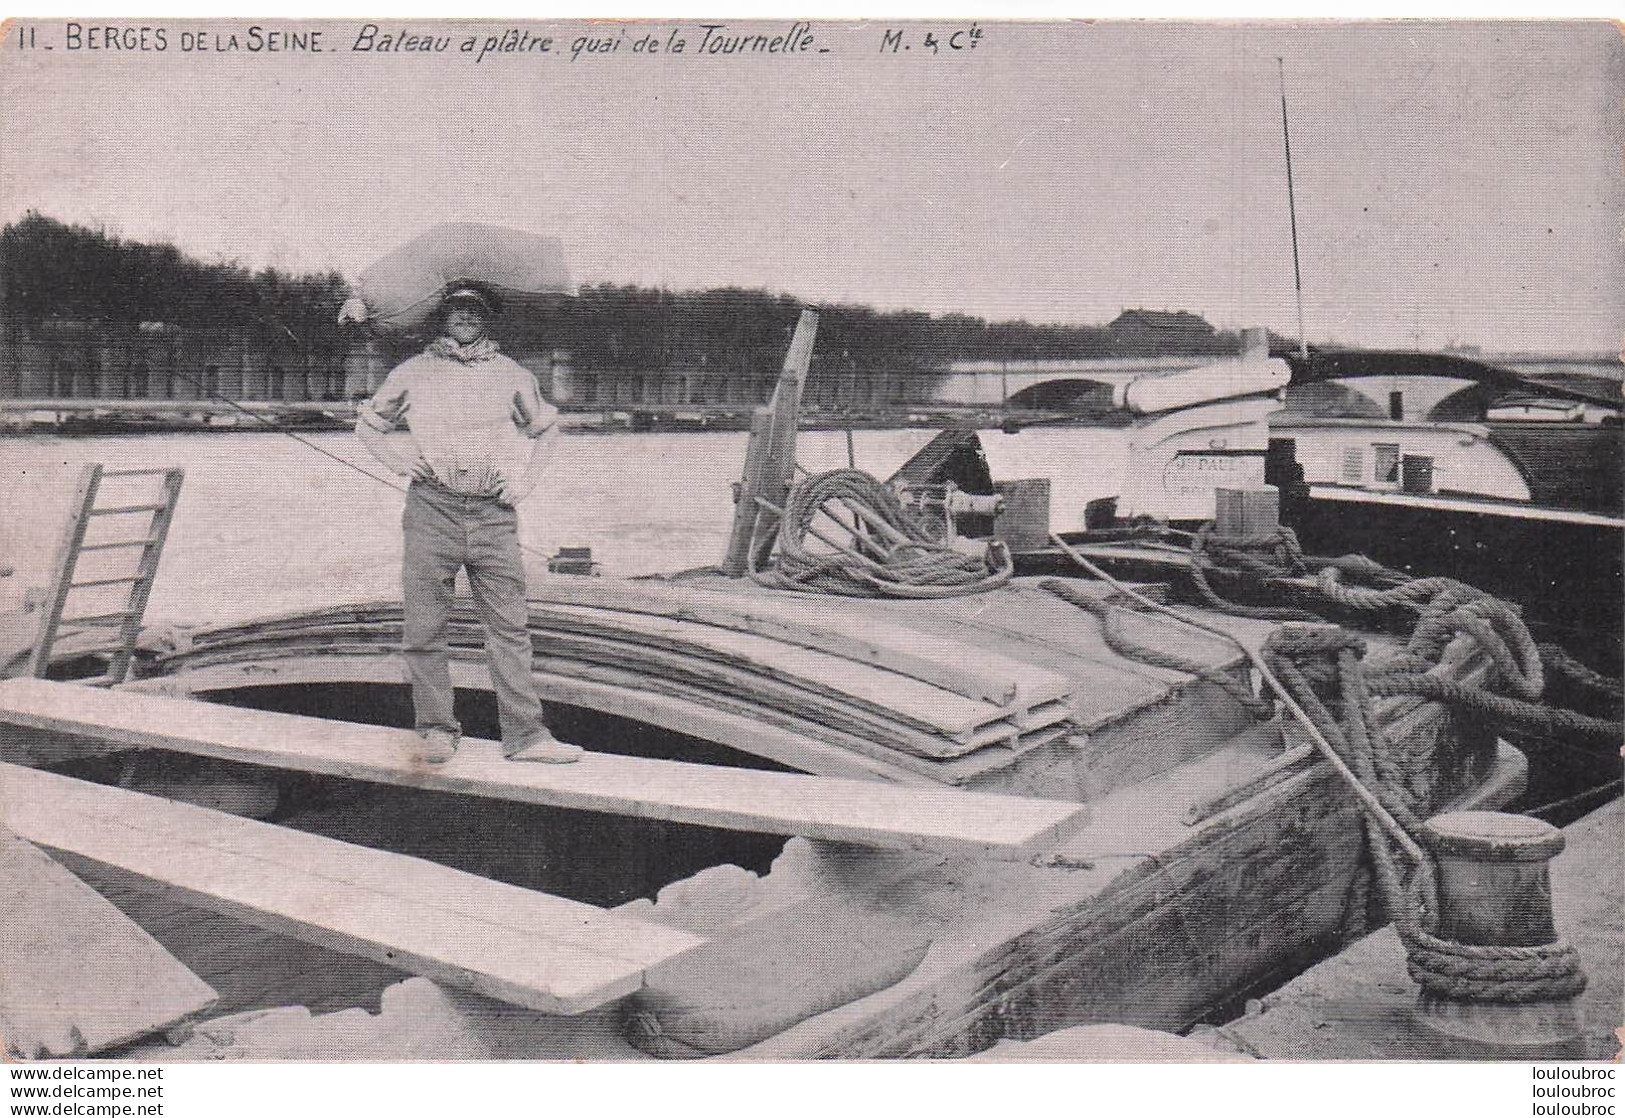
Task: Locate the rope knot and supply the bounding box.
[1263,623,1367,661]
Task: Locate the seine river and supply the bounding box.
[1,425,1126,627]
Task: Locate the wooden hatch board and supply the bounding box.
[0,762,703,1016]
[0,679,1090,859]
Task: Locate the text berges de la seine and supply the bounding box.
[53,22,822,58]
[62,24,324,52]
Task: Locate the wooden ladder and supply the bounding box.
[28,465,185,686]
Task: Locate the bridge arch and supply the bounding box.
[1004,378,1116,410]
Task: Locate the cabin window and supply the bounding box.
[1341,447,1364,483]
[1373,443,1400,484]
[1389,391,1405,421]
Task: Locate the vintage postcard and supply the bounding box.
[0,13,1619,1084]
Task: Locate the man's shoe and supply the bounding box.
[411,728,459,765]
[504,727,584,764]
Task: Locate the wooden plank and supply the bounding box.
[167,586,1074,711]
[747,580,1247,732]
[750,308,820,569]
[158,640,1042,774]
[529,623,1005,755]
[159,617,1220,784]
[157,623,989,759]
[0,763,702,1015]
[722,406,775,577]
[141,648,1080,787]
[0,679,1091,859]
[29,464,101,678]
[0,826,217,1058]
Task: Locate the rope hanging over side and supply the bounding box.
[749,469,1013,599]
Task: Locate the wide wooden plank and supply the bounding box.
[531,629,1012,757]
[698,577,1246,732]
[0,763,702,1015]
[169,626,1017,758]
[0,679,1090,859]
[141,650,1077,786]
[0,826,218,1058]
[161,616,1061,758]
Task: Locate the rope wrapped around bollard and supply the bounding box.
[1403,931,1587,1004]
[1188,524,1325,621]
[1044,530,1594,1008]
[749,469,1013,599]
[1261,625,1588,1005]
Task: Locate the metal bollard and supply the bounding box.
[1411,810,1584,1058]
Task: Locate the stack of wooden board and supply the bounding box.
[137,576,1261,794]
[152,581,1081,770]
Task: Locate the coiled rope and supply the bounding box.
[749,469,1012,598]
[1188,524,1323,621]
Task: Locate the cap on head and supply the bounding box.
[441,284,500,318]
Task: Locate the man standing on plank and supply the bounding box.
[356,284,582,765]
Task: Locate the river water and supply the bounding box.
[1,425,1127,627]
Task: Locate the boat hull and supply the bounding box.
[1285,486,1623,672]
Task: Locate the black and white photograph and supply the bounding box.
[0,10,1619,1094]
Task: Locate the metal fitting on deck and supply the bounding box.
[1411,810,1586,1058]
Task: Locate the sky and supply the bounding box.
[1,16,1620,352]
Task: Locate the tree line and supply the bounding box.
[2,213,1244,374]
[1,212,351,355]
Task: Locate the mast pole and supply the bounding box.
[1278,57,1310,362]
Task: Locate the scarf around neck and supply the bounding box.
[427,336,502,364]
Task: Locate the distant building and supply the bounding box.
[0,320,374,403]
[1107,309,1218,339]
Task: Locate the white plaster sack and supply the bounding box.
[339,222,574,331]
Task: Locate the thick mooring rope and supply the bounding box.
[1038,578,1272,719]
[750,469,1013,599]
[1047,532,1598,1005]
[1188,527,1621,747]
[1188,524,1324,621]
[1261,625,1589,1004]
